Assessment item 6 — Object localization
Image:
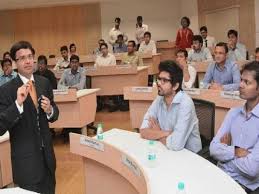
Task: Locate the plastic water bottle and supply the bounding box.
[96,123,104,140]
[199,80,204,89]
[177,182,186,194]
[147,140,157,168]
[152,75,157,88]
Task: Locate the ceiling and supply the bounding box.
[0,0,117,10]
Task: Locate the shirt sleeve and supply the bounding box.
[111,55,116,65]
[57,71,66,89]
[234,44,247,60]
[222,63,241,91]
[138,55,144,66]
[140,97,159,129]
[152,42,157,54]
[175,30,181,47]
[205,48,213,61]
[209,109,236,162]
[15,100,23,114]
[202,63,214,86]
[165,98,196,151]
[182,65,197,88]
[233,139,259,178]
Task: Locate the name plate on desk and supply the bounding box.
[183,88,201,95]
[132,87,153,93]
[53,89,68,95]
[86,66,97,71]
[221,91,241,100]
[121,154,141,177]
[80,136,104,152]
[116,64,132,69]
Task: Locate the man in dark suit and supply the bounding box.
[0,41,59,194]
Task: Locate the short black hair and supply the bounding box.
[200,26,207,32]
[10,41,35,61]
[144,31,151,38]
[69,43,76,50]
[176,49,188,58]
[60,46,68,52]
[37,55,48,65]
[128,40,136,47]
[100,43,108,49]
[117,34,124,39]
[242,61,259,87]
[181,16,190,26]
[3,51,10,59]
[158,60,183,92]
[70,54,79,62]
[216,42,228,53]
[137,16,143,21]
[1,58,12,68]
[193,35,203,44]
[227,29,238,38]
[115,17,121,23]
[255,47,259,53]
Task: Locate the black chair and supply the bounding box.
[193,99,217,164]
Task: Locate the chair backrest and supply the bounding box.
[193,99,215,148]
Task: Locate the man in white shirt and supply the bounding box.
[227,29,247,61]
[176,49,197,88]
[93,39,105,56]
[135,16,148,49]
[95,43,116,67]
[138,31,157,55]
[108,17,128,50]
[54,46,70,70]
[188,35,213,62]
[200,26,216,48]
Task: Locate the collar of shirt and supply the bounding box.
[18,73,34,84]
[69,68,80,75]
[101,53,111,58]
[161,90,184,108]
[215,59,232,71]
[194,48,203,53]
[240,103,259,118]
[112,27,120,32]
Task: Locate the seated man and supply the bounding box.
[176,49,197,88]
[227,29,247,61]
[138,31,157,55]
[58,54,86,90]
[54,45,70,70]
[0,58,17,86]
[93,39,105,56]
[140,60,202,153]
[34,55,57,89]
[200,26,216,49]
[121,40,144,66]
[3,51,17,71]
[95,43,116,66]
[255,47,259,62]
[113,34,127,53]
[188,35,213,62]
[203,42,240,91]
[210,61,259,194]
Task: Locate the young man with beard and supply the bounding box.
[140,60,202,153]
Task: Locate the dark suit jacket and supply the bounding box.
[0,74,59,186]
[34,69,57,89]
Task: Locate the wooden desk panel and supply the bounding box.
[156,41,176,61]
[0,137,13,188]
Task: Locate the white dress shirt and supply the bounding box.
[108,27,128,46]
[182,65,197,89]
[228,42,247,61]
[138,40,157,55]
[188,47,213,62]
[95,53,116,67]
[135,24,148,44]
[202,35,216,48]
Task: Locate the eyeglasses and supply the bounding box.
[16,54,34,62]
[157,77,172,84]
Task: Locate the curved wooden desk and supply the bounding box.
[49,88,99,128]
[0,132,12,188]
[123,87,245,133]
[156,41,176,61]
[70,129,246,194]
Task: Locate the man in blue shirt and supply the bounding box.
[0,58,17,86]
[140,60,202,153]
[210,61,259,194]
[203,42,241,91]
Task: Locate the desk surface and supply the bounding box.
[0,188,37,193]
[0,132,9,143]
[98,128,246,194]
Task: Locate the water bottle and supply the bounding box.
[97,123,104,140]
[152,75,157,88]
[177,182,186,194]
[147,140,157,168]
[199,80,204,89]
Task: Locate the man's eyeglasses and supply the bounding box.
[157,77,172,84]
[16,54,34,62]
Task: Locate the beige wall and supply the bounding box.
[198,0,256,54]
[255,0,259,47]
[0,3,101,58]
